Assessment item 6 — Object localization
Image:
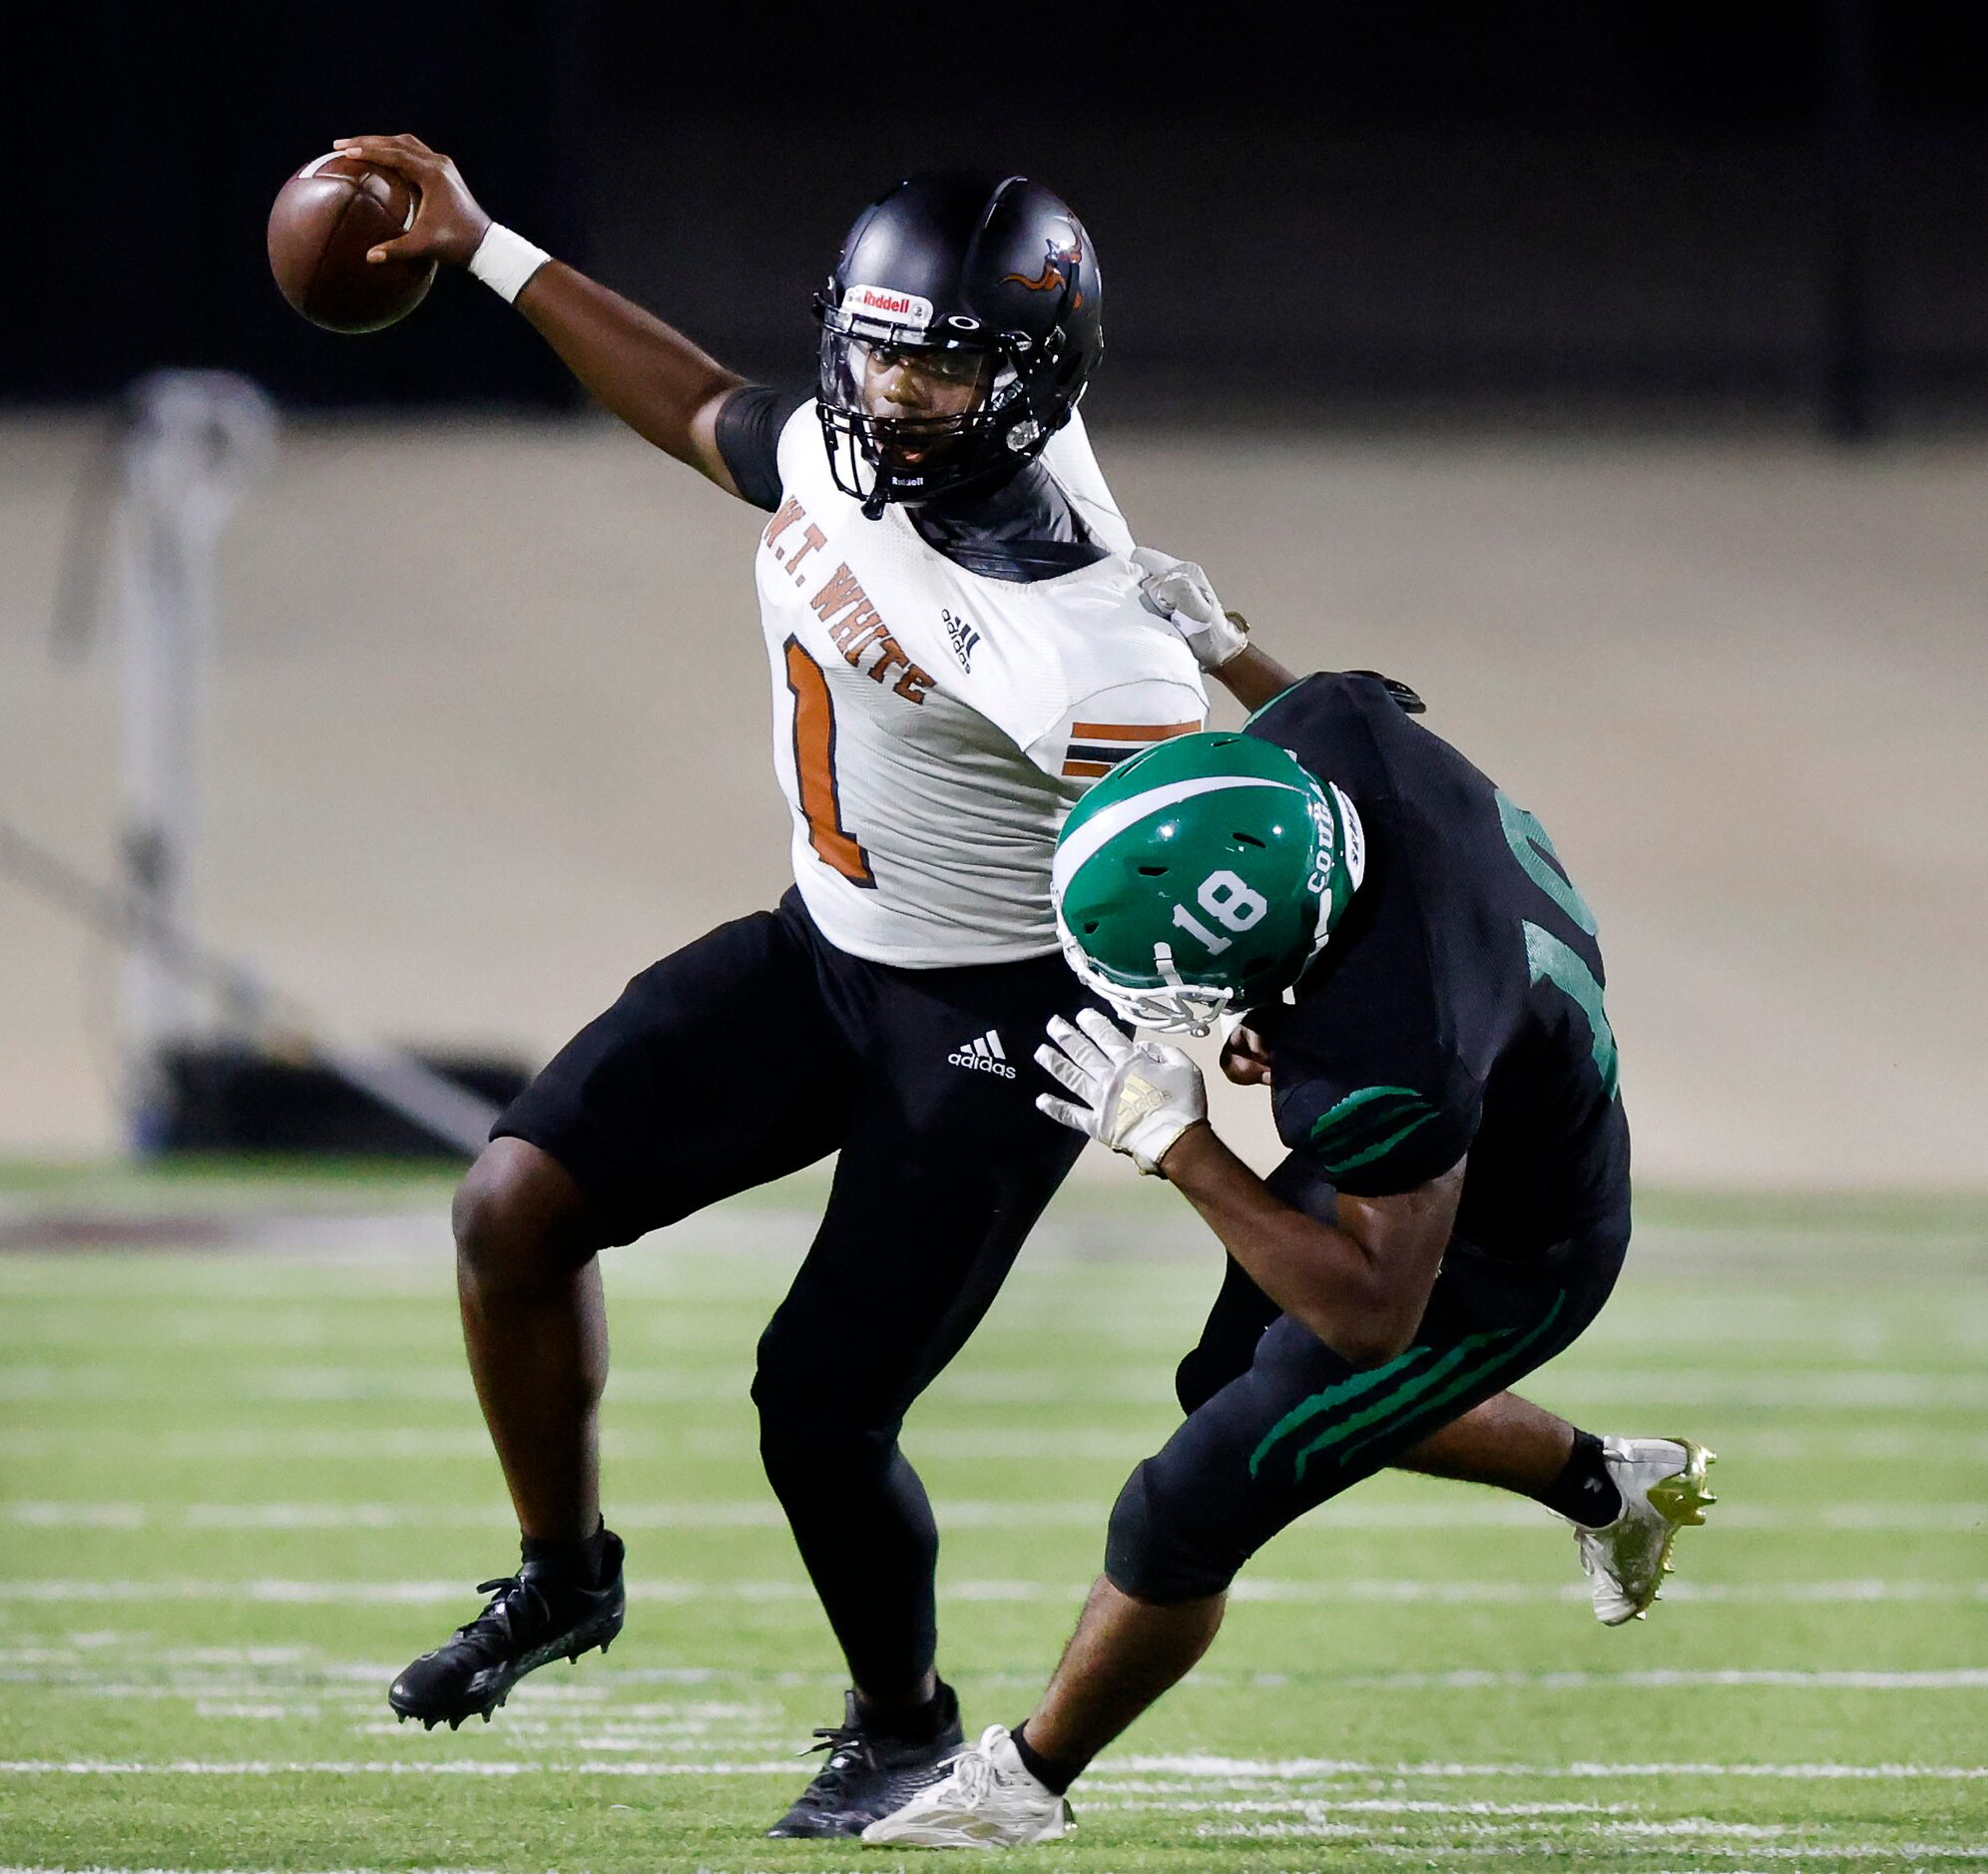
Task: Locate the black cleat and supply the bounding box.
[387,1530,625,1728]
[766,1687,965,1839]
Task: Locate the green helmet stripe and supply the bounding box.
[1051,775,1312,901]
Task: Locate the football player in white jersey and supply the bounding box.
[326,137,1234,1836]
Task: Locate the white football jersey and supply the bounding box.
[753,404,1207,967]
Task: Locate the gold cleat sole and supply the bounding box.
[1630,1439,1718,1620]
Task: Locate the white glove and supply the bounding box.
[1035,1009,1208,1175]
[1132,546,1249,672]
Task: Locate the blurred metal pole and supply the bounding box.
[1821,0,1878,441]
[0,817,502,1160]
[114,371,276,1148]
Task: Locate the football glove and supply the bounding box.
[1132,547,1249,672]
[1035,1009,1207,1175]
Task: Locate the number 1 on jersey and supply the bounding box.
[784,639,875,889]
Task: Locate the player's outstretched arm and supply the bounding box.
[331,135,750,497]
[1205,645,1300,712]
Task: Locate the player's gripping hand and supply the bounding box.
[1132,547,1249,672]
[1219,1019,1274,1088]
[330,134,492,267]
[1035,1010,1207,1175]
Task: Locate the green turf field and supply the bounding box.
[1,1168,1983,1872]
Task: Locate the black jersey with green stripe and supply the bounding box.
[1243,674,1630,1256]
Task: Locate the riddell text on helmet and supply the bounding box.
[843,283,936,329]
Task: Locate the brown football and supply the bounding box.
[267,154,436,333]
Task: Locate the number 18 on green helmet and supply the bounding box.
[1050,730,1365,1035]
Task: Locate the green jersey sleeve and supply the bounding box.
[1271,1037,1481,1197]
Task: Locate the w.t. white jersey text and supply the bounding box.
[754,406,1206,966]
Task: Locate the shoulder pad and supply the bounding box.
[1345,670,1427,714]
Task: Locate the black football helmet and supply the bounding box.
[815,172,1104,516]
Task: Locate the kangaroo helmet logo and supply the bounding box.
[1004,233,1085,308]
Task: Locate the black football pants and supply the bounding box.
[1108,1155,1629,1602]
[494,890,1101,1697]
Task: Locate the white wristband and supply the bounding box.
[468,224,550,304]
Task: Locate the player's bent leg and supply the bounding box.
[1311,1234,1715,1623]
[753,1354,942,1708]
[389,905,857,1736]
[870,1231,1638,1840]
[388,1140,628,1730]
[1173,1251,1282,1415]
[754,1272,968,1838]
[1393,1390,1578,1495]
[1386,1386,1718,1624]
[759,945,1097,1838]
[453,1139,614,1543]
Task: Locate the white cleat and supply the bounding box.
[861,1724,1074,1850]
[1571,1435,1718,1626]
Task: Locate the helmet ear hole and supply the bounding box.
[1234,832,1264,848]
[1082,919,1101,934]
[1136,864,1168,877]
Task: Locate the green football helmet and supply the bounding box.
[1052,730,1364,1034]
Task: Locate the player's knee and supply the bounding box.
[1174,1343,1232,1417]
[1104,1458,1242,1605]
[751,1327,892,1487]
[750,1331,821,1468]
[452,1139,595,1292]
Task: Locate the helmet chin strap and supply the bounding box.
[1146,941,1229,1037]
[1057,915,1234,1036]
[1093,947,1233,1037]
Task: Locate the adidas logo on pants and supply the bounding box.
[947,1030,1017,1079]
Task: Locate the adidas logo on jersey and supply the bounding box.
[943,607,981,674]
[948,1030,1017,1078]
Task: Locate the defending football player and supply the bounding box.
[864,631,1718,1848]
[326,138,1226,1835]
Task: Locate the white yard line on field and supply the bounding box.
[4,1362,1984,1408]
[689,1426,1988,1462]
[0,1430,670,1460]
[8,1497,1981,1533]
[7,1656,1983,1703]
[0,1758,795,1776]
[1548,1371,1988,1408]
[1190,1823,1988,1856]
[1088,1796,1634,1815]
[8,1425,1988,1462]
[3,1755,1985,1782]
[1289,1667,1988,1690]
[1104,1755,1988,1780]
[9,1646,1983,1701]
[1743,1430,1988,1461]
[0,1577,1981,1608]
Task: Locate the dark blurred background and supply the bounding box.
[12,1,1987,428]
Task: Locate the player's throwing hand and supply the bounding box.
[331,134,493,267]
[1035,1010,1207,1174]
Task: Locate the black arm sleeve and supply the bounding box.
[714,385,809,512]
